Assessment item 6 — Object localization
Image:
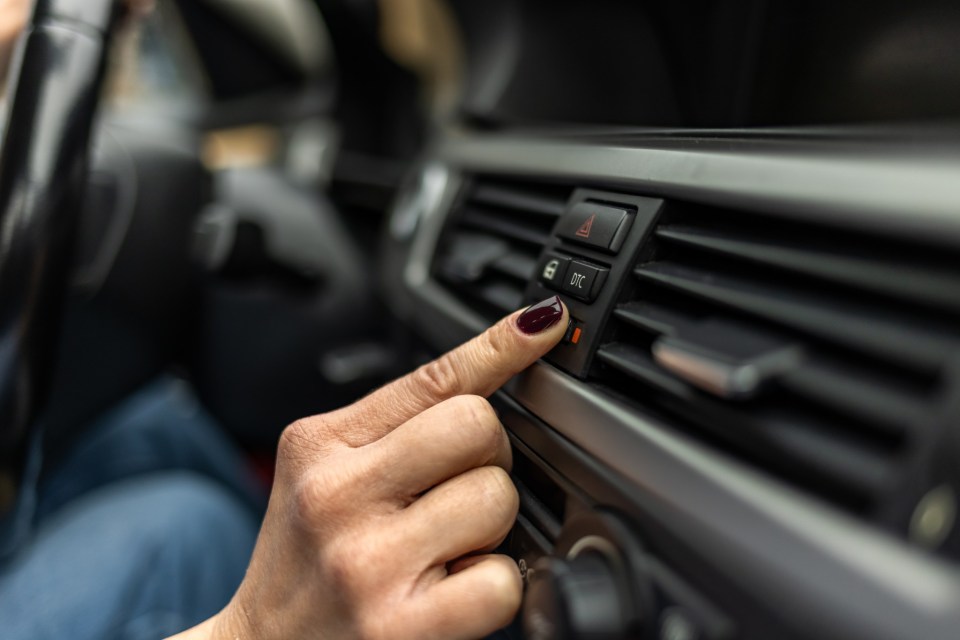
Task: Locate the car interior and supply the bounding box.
[2,0,960,638]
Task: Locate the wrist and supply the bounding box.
[165,615,223,640]
[164,603,253,640]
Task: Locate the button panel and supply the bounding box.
[556,201,633,253]
[525,189,665,378]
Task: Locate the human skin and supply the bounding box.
[170,299,569,640]
[0,0,30,79]
[0,3,565,636]
[0,0,154,80]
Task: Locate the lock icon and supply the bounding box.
[542,259,560,280]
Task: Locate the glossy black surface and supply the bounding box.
[0,0,116,495]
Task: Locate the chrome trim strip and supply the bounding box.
[510,363,960,640]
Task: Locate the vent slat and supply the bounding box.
[612,302,691,336]
[471,184,567,217]
[600,208,957,514]
[596,344,895,500]
[460,209,551,246]
[596,342,690,394]
[657,226,960,314]
[778,362,927,434]
[489,252,538,283]
[434,177,570,324]
[611,300,926,434]
[635,262,953,375]
[475,282,523,314]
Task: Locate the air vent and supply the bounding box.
[594,204,960,515]
[434,176,571,321]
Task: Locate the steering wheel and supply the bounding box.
[0,0,119,503]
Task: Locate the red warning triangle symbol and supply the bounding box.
[575,214,596,238]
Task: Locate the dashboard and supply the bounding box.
[377,1,960,639]
[383,129,960,640]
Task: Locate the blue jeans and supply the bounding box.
[0,377,263,640]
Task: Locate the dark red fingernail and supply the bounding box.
[517,296,564,334]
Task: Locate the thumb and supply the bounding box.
[331,295,568,446]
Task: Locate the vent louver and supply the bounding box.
[594,205,960,514]
[434,177,571,321]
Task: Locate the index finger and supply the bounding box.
[329,295,568,447]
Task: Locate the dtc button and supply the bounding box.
[561,260,608,302]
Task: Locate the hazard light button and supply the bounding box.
[556,202,633,253]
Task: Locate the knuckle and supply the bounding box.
[325,538,355,576]
[278,419,310,459]
[451,395,501,444]
[278,416,330,461]
[323,537,364,591]
[292,464,359,525]
[293,450,382,526]
[292,468,336,524]
[477,415,507,464]
[480,319,518,364]
[277,425,311,475]
[463,393,499,424]
[412,356,460,401]
[475,466,519,517]
[324,531,394,597]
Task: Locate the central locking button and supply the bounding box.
[538,253,571,289]
[561,260,608,302]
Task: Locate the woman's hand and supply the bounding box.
[174,296,568,640]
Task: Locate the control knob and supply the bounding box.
[521,511,651,640]
[523,551,631,639]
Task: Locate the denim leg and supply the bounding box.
[38,376,266,520]
[0,472,258,640]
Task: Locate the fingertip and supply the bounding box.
[450,554,523,624]
[451,553,521,592]
[402,555,524,640]
[483,555,524,622]
[491,553,524,592]
[514,295,568,337]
